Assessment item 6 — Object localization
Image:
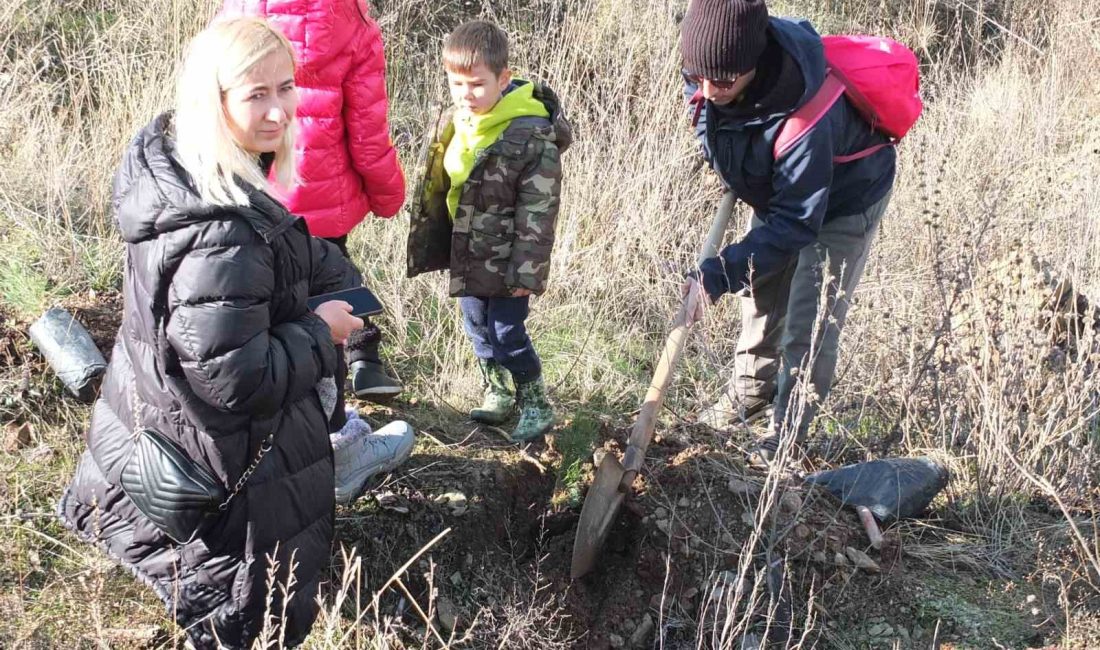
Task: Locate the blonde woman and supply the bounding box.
[58,18,410,648]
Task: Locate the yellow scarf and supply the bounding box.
[443,81,550,218]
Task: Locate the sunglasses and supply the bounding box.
[682,70,740,90]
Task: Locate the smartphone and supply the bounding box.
[307,286,384,318]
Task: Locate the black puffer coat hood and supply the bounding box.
[59,113,361,649]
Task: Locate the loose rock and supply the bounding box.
[629,613,654,647]
[4,423,32,452]
[436,596,458,632]
[376,492,409,514]
[434,491,468,516]
[845,547,880,572]
[727,476,760,495]
[779,492,803,514]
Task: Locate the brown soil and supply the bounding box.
[60,290,123,359]
[1,291,1067,648]
[331,415,924,648]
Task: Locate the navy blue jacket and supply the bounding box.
[690,17,896,300]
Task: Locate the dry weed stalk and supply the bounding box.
[2,0,1100,646]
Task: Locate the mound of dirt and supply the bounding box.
[333,418,906,648]
[60,291,123,359]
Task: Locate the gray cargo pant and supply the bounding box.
[731,191,891,439]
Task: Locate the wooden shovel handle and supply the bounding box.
[857,505,884,550]
[619,192,736,483]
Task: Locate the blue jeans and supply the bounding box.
[459,296,542,384]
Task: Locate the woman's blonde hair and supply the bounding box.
[174,18,297,207]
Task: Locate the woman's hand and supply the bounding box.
[314,300,364,344]
[511,288,533,298]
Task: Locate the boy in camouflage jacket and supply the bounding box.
[407,20,572,442]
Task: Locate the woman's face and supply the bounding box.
[222,49,298,154]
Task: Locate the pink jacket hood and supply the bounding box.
[219,0,406,237]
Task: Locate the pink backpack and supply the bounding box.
[774,35,923,163]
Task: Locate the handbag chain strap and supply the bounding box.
[131,384,273,510]
[219,432,274,510]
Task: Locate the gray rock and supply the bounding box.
[727,477,760,495]
[436,597,458,632]
[629,613,654,647]
[845,547,880,573]
[779,492,803,514]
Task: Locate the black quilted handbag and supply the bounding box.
[120,387,272,544]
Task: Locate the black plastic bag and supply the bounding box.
[805,457,949,524]
[28,307,107,402]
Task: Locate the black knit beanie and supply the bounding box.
[681,0,769,78]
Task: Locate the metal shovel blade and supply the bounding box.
[571,453,627,578]
[570,192,736,579]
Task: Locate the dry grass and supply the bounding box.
[2,0,1100,647]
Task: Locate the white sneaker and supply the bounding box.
[333,420,415,505]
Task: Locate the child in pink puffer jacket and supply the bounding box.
[220,0,406,417]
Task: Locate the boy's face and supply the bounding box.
[446,62,512,115]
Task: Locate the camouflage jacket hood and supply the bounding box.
[407,81,572,297]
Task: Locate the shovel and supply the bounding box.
[805,457,949,549]
[571,192,735,578]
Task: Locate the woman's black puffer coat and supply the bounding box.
[58,113,361,648]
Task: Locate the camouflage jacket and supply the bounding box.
[407,82,573,297]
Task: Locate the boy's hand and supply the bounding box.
[511,288,533,298]
[314,300,364,345]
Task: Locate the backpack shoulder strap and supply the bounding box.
[773,73,845,160]
[689,88,705,127]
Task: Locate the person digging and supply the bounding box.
[679,0,916,466]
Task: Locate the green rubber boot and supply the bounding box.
[512,377,555,442]
[470,359,515,424]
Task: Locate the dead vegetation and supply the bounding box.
[2,0,1100,647]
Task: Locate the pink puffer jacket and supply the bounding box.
[219,0,405,237]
